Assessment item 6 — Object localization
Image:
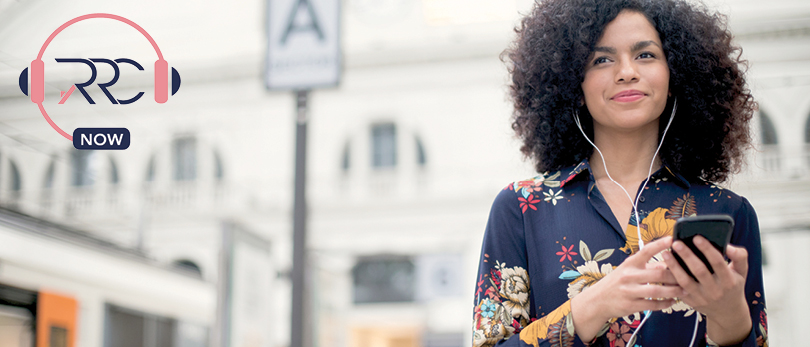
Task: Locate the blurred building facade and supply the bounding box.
[0,0,808,347]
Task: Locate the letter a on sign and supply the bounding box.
[267,0,341,90]
[280,0,325,45]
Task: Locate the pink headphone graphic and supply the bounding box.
[18,13,180,141]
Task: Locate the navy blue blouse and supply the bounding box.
[473,159,767,347]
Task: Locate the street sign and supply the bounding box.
[266,0,341,90]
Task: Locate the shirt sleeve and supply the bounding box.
[714,197,767,347]
[473,187,599,347]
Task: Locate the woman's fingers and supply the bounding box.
[691,236,733,282]
[670,238,718,286]
[628,236,673,266]
[630,282,684,300]
[726,244,749,278]
[630,267,679,285]
[662,248,698,289]
[632,298,678,312]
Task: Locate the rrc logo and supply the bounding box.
[18,13,180,150]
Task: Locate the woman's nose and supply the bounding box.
[615,59,640,83]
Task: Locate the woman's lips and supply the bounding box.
[611,90,646,102]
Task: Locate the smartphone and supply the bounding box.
[672,214,734,281]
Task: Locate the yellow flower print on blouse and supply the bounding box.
[519,300,572,345]
[620,208,675,254]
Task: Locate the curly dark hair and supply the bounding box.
[505,0,755,183]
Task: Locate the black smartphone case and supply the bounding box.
[672,214,734,281]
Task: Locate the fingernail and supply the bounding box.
[673,242,684,251]
[694,237,704,246]
[662,251,671,260]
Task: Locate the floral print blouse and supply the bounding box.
[473,160,767,347]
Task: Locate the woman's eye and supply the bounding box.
[638,52,655,59]
[593,56,609,65]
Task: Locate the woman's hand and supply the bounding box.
[662,236,752,345]
[572,237,683,342]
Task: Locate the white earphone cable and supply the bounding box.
[572,98,676,247]
[574,98,697,347]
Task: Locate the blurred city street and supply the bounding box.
[0,0,808,346]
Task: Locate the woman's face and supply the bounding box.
[581,10,670,135]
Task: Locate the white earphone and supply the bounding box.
[572,97,676,247]
[573,97,700,347]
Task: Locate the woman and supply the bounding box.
[472,0,767,346]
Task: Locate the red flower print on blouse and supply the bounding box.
[607,322,631,347]
[556,244,578,262]
[760,311,768,334]
[518,195,540,213]
[607,320,640,347]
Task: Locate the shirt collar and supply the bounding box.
[559,158,691,188]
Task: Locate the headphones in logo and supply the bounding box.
[18,13,180,141]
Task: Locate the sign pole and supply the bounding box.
[290,89,309,347]
[267,0,340,345]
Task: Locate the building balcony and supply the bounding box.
[0,181,237,226]
[743,144,810,181]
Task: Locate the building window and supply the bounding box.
[805,114,810,169]
[371,123,397,169]
[352,256,414,304]
[44,160,56,189]
[757,111,780,172]
[759,111,778,145]
[8,160,21,191]
[50,327,68,347]
[805,114,810,144]
[145,155,156,182]
[7,161,22,208]
[341,142,350,172]
[173,136,197,181]
[110,158,120,185]
[214,151,224,181]
[415,136,427,166]
[105,304,175,347]
[0,284,36,347]
[71,150,96,186]
[172,259,203,278]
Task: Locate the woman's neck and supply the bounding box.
[589,127,661,185]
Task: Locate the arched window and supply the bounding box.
[757,111,780,172]
[759,110,778,145]
[415,135,427,167]
[110,158,119,185]
[341,141,350,172]
[145,155,156,182]
[43,160,55,189]
[71,150,96,186]
[9,160,21,193]
[214,150,224,181]
[371,123,397,169]
[173,136,197,181]
[172,259,203,278]
[352,255,414,304]
[7,160,22,209]
[804,114,810,168]
[805,113,810,144]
